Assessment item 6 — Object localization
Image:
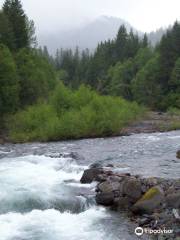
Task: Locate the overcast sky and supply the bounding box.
[0,0,180,33]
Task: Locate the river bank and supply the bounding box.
[80,165,180,239]
[1,111,180,144]
[121,111,180,135]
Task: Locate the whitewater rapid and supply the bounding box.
[0,130,179,240]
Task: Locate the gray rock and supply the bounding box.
[97,181,121,193]
[117,196,132,209]
[106,164,114,168]
[80,168,102,184]
[95,174,107,183]
[132,186,164,214]
[89,162,103,169]
[166,191,180,208]
[96,192,114,206]
[122,177,142,202]
[108,175,123,182]
[47,152,84,160]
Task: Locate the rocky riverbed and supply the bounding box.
[80,164,180,239]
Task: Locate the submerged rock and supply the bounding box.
[132,186,164,214]
[47,152,84,160]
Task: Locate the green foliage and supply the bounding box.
[55,25,145,91]
[132,54,162,109]
[106,47,153,101]
[16,48,56,106]
[0,11,15,50]
[3,0,34,50]
[169,57,180,90]
[0,44,19,117]
[133,47,153,72]
[108,59,134,100]
[8,84,144,142]
[9,104,59,142]
[50,82,74,115]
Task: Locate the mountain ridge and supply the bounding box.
[38,15,166,54]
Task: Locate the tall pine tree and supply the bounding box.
[3,0,32,49]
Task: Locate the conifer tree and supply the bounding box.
[3,0,33,49]
[0,11,15,50]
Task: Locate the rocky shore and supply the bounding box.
[80,162,180,239]
[121,112,180,135]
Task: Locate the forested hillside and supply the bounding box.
[54,23,180,110]
[0,0,179,142]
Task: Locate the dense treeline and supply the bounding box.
[54,22,180,110]
[0,0,145,141]
[0,0,56,123]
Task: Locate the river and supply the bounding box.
[0,130,179,240]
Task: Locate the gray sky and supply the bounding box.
[0,0,180,33]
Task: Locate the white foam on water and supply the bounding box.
[167,135,180,139]
[66,181,97,189]
[0,155,85,208]
[0,208,109,240]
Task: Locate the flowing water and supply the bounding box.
[0,131,179,240]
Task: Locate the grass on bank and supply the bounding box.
[7,83,145,142]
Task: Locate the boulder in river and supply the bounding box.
[176,150,180,159]
[97,180,121,193]
[132,186,164,214]
[122,177,142,202]
[96,192,114,206]
[80,168,103,184]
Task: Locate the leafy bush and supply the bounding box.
[8,83,145,142]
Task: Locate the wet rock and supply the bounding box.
[97,181,121,193]
[117,196,132,209]
[95,174,107,183]
[166,186,175,195]
[138,217,152,226]
[89,162,103,169]
[106,164,114,168]
[69,152,85,160]
[108,175,123,182]
[132,186,164,214]
[173,179,180,190]
[96,192,114,206]
[80,168,102,184]
[176,150,180,159]
[47,152,84,160]
[145,177,159,187]
[122,177,142,202]
[0,138,4,144]
[166,191,180,208]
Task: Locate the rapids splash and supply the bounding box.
[0,130,179,240]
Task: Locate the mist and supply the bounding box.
[0,0,180,34]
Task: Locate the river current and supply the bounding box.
[0,131,179,240]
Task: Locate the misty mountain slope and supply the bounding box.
[38,16,136,54]
[38,15,167,54]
